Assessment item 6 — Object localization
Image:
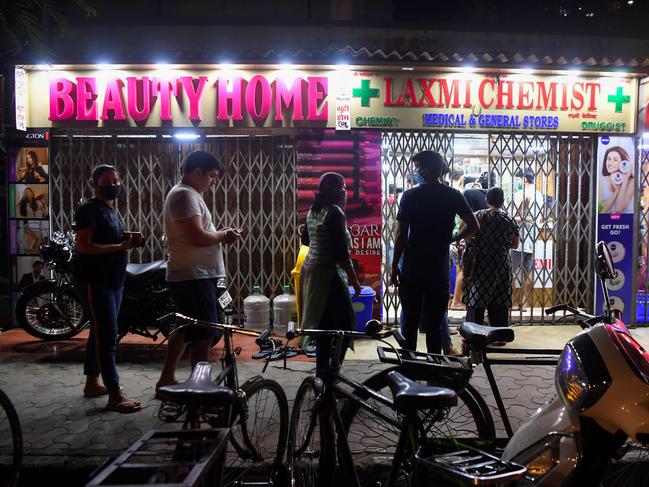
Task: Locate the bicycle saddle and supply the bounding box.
[156,362,235,407]
[385,371,457,414]
[459,322,514,349]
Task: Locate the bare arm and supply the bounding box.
[601,178,619,213]
[76,228,134,254]
[614,176,634,213]
[454,211,479,243]
[172,215,239,247]
[511,234,520,249]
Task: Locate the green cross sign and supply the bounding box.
[607,87,630,113]
[353,79,380,107]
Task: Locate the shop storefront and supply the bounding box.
[7,64,640,325]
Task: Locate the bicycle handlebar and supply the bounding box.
[158,312,263,339]
[286,320,393,342]
[544,304,594,319]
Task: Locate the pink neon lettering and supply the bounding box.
[217,77,243,120]
[307,77,328,121]
[180,76,207,122]
[101,79,126,120]
[76,77,98,121]
[49,78,76,120]
[126,76,153,122]
[245,75,272,121]
[275,78,304,121]
[153,78,179,121]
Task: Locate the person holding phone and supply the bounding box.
[157,151,242,390]
[75,164,141,413]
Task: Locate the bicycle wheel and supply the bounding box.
[0,389,22,487]
[340,366,494,487]
[225,377,289,486]
[288,376,336,487]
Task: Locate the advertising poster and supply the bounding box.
[9,146,49,183]
[9,184,49,219]
[297,130,382,315]
[10,220,49,255]
[595,136,636,323]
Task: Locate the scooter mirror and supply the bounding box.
[596,241,617,280]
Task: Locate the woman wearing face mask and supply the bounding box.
[74,164,141,413]
[299,172,361,379]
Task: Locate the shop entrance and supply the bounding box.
[381,131,596,326]
[49,131,297,313]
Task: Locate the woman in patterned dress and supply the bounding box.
[299,172,362,379]
[462,187,519,327]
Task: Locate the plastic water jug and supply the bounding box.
[243,285,270,331]
[272,285,297,335]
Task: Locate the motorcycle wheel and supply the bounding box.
[16,280,88,341]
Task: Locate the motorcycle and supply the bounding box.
[500,241,649,485]
[15,231,176,342]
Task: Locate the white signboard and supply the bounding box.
[15,68,26,131]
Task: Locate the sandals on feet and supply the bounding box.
[106,399,142,414]
[83,387,108,398]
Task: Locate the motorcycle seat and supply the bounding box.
[156,362,235,407]
[459,322,515,349]
[126,260,167,277]
[385,371,457,414]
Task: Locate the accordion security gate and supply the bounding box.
[380,131,596,326]
[49,131,297,313]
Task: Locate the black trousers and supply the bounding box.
[399,276,449,354]
[466,305,509,327]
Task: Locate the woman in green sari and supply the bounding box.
[299,172,362,379]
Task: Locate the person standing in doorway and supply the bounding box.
[75,164,141,413]
[391,151,479,353]
[462,188,519,326]
[157,151,242,389]
[512,169,545,311]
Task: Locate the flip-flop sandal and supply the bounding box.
[106,400,142,414]
[84,385,124,398]
[252,349,275,359]
[268,348,298,361]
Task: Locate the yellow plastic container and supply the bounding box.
[291,245,310,325]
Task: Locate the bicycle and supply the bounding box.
[0,387,22,487]
[285,321,526,487]
[88,313,289,487]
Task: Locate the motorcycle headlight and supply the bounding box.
[556,333,611,412]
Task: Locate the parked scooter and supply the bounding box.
[15,231,176,341]
[499,241,649,485]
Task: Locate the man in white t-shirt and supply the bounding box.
[157,151,242,389]
[512,169,545,310]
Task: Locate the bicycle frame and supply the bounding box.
[473,346,560,438]
[293,328,425,487]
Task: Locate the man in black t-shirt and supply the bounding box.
[462,171,495,211]
[391,151,479,353]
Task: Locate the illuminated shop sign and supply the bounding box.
[25,68,637,133]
